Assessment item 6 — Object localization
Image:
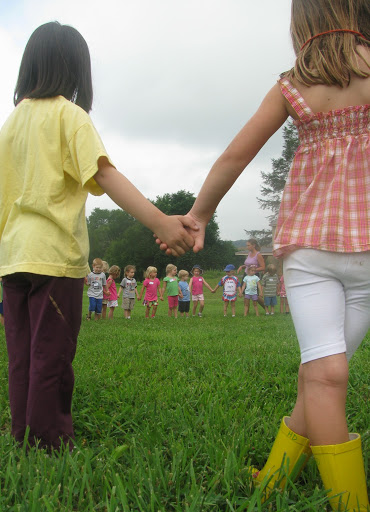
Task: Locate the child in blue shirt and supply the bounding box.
[178,270,190,317]
[240,265,263,316]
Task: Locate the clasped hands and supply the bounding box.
[153,212,206,257]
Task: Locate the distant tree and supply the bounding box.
[87,190,238,278]
[258,121,299,220]
[243,229,273,248]
[243,121,299,246]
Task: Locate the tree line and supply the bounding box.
[87,190,238,279]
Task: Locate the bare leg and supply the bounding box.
[192,301,198,316]
[303,353,348,445]
[145,306,150,318]
[151,306,157,318]
[288,364,307,437]
[244,298,250,316]
[223,301,228,316]
[108,307,114,319]
[101,304,107,319]
[285,298,290,313]
[231,301,236,316]
[174,307,178,319]
[199,300,205,314]
[252,300,259,316]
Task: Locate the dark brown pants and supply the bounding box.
[3,273,84,450]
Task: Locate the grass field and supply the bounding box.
[0,272,369,511]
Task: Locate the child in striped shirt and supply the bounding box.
[261,264,279,315]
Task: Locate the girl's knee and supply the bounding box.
[303,354,348,389]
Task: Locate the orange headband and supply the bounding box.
[301,29,367,50]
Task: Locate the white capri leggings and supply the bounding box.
[283,249,370,364]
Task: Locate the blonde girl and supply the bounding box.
[279,274,290,314]
[160,0,370,508]
[138,266,162,318]
[161,263,181,318]
[106,265,121,319]
[101,260,110,319]
[188,265,213,317]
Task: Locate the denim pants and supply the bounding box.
[3,273,84,449]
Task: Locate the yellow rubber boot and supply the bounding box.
[250,416,312,494]
[311,433,369,511]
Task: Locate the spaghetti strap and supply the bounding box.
[279,78,313,119]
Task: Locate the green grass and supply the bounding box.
[0,274,369,511]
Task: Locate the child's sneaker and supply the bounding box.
[198,312,202,317]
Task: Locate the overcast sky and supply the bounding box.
[0,0,295,241]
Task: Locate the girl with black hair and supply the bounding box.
[0,21,196,450]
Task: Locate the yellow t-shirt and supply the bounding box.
[0,96,112,278]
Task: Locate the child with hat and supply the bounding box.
[212,264,241,317]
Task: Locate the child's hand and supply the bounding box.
[153,215,199,257]
[155,212,206,254]
[160,296,164,301]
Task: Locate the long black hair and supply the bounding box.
[14,22,93,113]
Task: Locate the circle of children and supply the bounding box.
[0,1,369,510]
[85,256,289,321]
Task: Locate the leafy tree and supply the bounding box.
[258,121,299,220]
[87,190,238,278]
[244,121,299,246]
[243,229,273,248]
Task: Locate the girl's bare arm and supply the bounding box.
[185,84,289,252]
[94,159,198,256]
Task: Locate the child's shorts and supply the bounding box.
[107,300,118,308]
[222,295,237,302]
[122,297,135,310]
[102,299,109,305]
[264,296,277,307]
[192,294,204,301]
[245,294,258,301]
[284,249,370,363]
[89,297,103,313]
[178,300,190,313]
[168,295,179,308]
[143,300,158,307]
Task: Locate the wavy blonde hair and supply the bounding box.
[145,266,157,278]
[285,0,370,87]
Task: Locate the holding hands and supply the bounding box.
[155,212,207,256]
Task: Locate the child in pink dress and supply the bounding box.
[105,265,121,319]
[188,265,213,317]
[279,274,290,314]
[138,266,162,318]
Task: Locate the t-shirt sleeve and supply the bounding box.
[64,121,115,196]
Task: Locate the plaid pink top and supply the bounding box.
[274,78,370,258]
